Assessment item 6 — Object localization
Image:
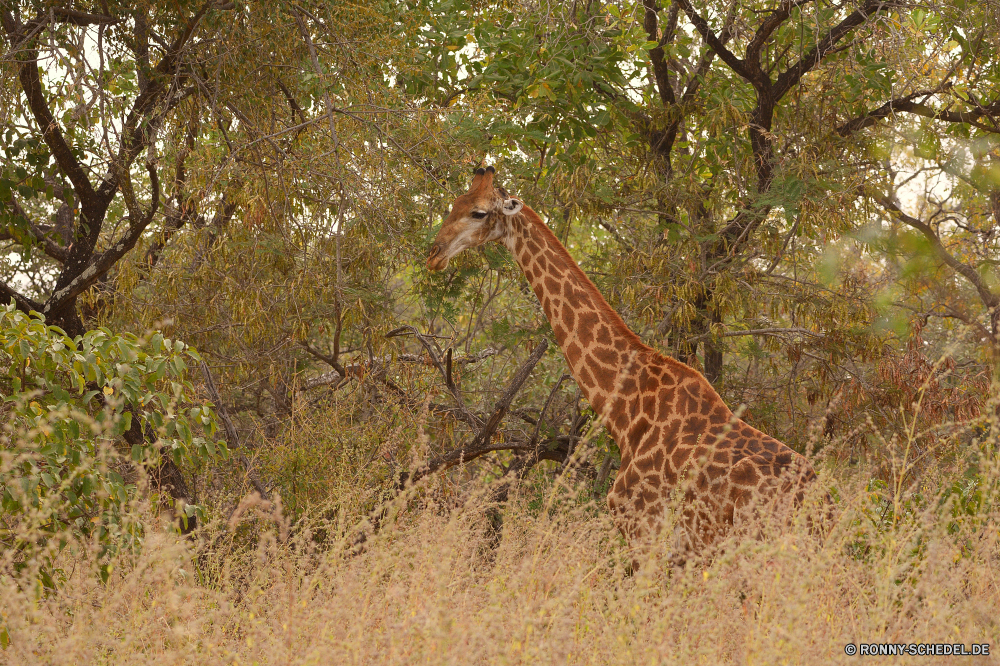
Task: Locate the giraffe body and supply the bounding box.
[428,167,817,555]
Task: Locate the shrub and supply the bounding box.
[0,303,226,579]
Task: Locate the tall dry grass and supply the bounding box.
[2,441,998,666]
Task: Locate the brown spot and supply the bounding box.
[627,417,652,446]
[596,326,612,345]
[611,475,629,498]
[671,446,689,470]
[562,308,575,328]
[566,342,583,366]
[619,377,638,397]
[544,276,560,294]
[641,393,656,415]
[640,487,659,508]
[656,387,676,420]
[706,464,726,481]
[663,418,681,443]
[589,362,611,387]
[594,346,617,367]
[624,466,640,488]
[647,447,665,473]
[578,366,595,387]
[685,415,708,435]
[731,460,760,486]
[577,311,599,347]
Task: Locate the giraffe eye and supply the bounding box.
[470,211,488,219]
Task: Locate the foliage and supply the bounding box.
[0,303,226,571]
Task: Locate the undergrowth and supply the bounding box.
[1,433,998,665]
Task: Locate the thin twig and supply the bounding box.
[200,361,270,499]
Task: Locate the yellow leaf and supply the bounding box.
[103,386,113,396]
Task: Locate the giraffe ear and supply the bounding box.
[501,198,523,216]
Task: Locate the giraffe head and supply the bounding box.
[426,166,524,271]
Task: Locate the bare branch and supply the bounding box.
[683,326,822,345]
[872,190,1000,310]
[675,0,751,82]
[0,281,41,314]
[200,361,270,499]
[398,339,549,488]
[12,41,98,205]
[386,325,482,428]
[299,347,503,391]
[1,197,69,261]
[838,93,1000,136]
[642,0,677,106]
[745,0,815,73]
[50,8,119,26]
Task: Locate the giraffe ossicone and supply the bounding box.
[427,166,818,556]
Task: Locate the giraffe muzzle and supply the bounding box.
[426,243,447,271]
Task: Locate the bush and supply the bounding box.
[0,303,227,579]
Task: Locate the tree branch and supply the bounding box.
[0,282,41,314]
[397,339,548,488]
[774,0,893,99]
[643,0,677,106]
[745,0,815,74]
[200,361,270,500]
[1,196,69,261]
[838,93,1000,136]
[12,42,98,206]
[676,0,751,81]
[872,191,1000,310]
[386,325,482,428]
[98,1,220,204]
[683,326,822,345]
[44,164,160,316]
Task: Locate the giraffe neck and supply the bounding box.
[503,206,695,448]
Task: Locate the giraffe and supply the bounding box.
[426,166,818,556]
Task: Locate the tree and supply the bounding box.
[392,0,1000,446]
